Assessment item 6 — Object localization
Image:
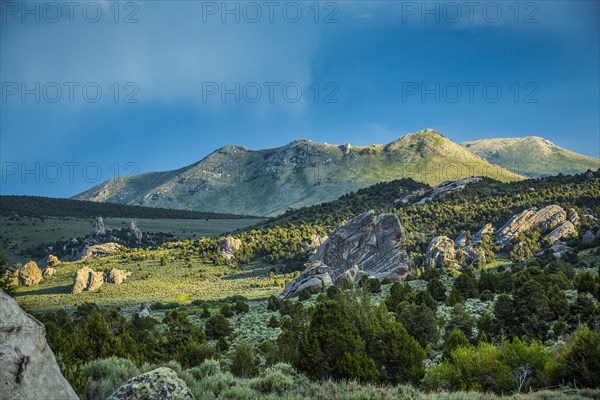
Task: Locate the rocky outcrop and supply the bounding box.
[454,232,468,249]
[545,221,577,244]
[43,267,56,277]
[0,289,79,400]
[130,219,143,243]
[279,262,335,298]
[93,216,106,235]
[107,367,194,400]
[414,178,482,206]
[473,223,494,246]
[279,211,414,298]
[537,241,573,259]
[423,236,456,269]
[304,234,327,256]
[568,209,580,225]
[105,268,132,285]
[46,254,61,268]
[78,242,122,261]
[18,261,43,286]
[494,205,567,248]
[219,236,242,260]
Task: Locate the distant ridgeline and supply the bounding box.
[0,196,260,219]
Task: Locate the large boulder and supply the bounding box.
[78,242,122,261]
[414,178,482,206]
[71,266,104,293]
[423,236,456,269]
[43,267,57,277]
[0,289,79,400]
[219,236,242,260]
[72,266,93,294]
[279,211,414,298]
[494,205,567,248]
[107,367,194,400]
[105,268,132,285]
[18,261,43,286]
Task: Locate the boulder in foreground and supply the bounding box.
[0,289,78,400]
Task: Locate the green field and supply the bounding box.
[12,248,289,313]
[0,216,262,263]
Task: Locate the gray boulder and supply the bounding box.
[0,289,79,400]
[279,211,414,298]
[423,236,456,269]
[455,231,468,249]
[92,216,106,235]
[107,367,194,400]
[582,230,597,246]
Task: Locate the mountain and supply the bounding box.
[462,136,600,178]
[74,129,523,216]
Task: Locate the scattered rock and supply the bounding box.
[46,254,61,268]
[78,242,122,261]
[107,367,194,400]
[280,211,414,298]
[43,267,56,277]
[219,236,242,260]
[18,261,43,286]
[494,205,566,248]
[0,289,79,400]
[423,236,456,269]
[545,221,577,244]
[105,268,132,285]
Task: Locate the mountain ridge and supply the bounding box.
[74,129,595,216]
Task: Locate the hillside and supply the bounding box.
[74,129,523,216]
[462,136,600,177]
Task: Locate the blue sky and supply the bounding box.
[1,0,599,197]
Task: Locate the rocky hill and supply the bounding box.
[74,129,523,216]
[462,136,600,177]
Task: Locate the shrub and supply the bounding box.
[205,314,233,340]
